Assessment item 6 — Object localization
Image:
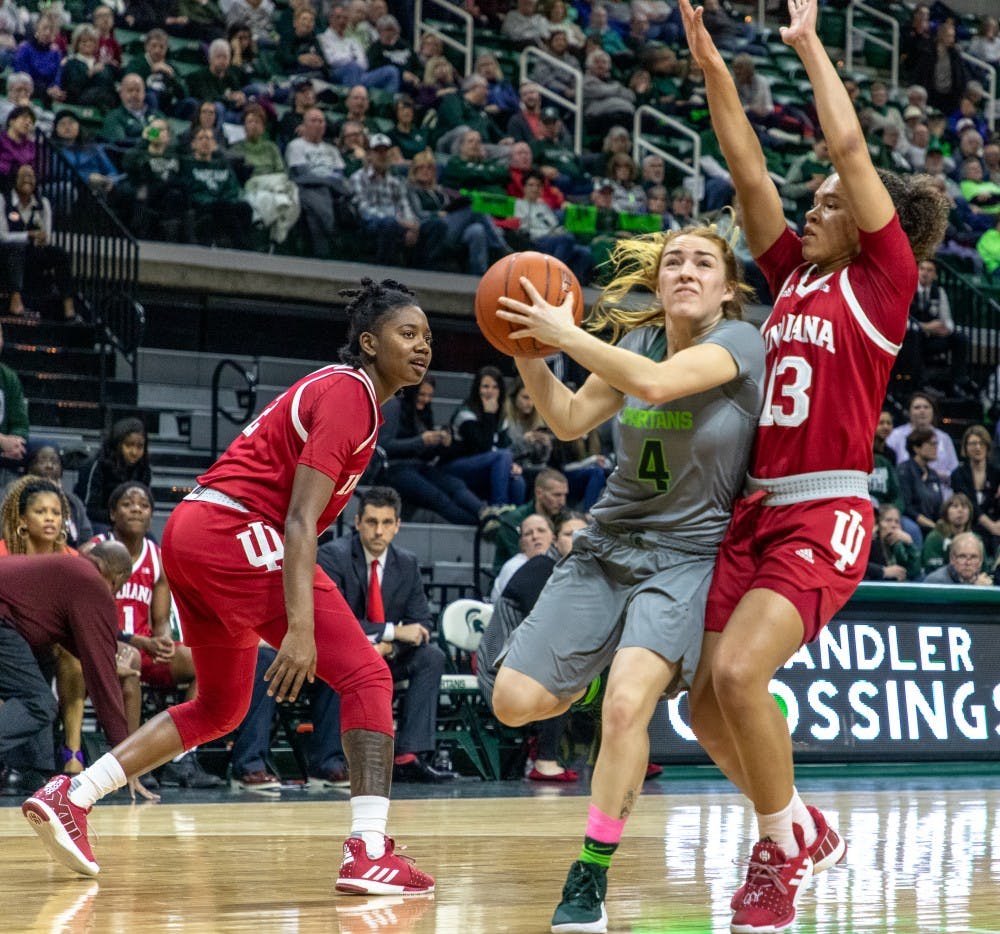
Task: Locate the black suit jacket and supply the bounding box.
[316,533,432,640]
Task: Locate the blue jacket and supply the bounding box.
[13,39,61,90]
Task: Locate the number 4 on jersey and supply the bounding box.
[637,439,672,492]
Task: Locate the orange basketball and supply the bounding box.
[474,251,584,358]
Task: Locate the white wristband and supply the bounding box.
[382,623,395,642]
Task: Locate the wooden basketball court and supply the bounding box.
[2,776,998,933]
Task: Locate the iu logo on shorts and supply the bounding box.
[830,509,865,572]
[237,521,284,572]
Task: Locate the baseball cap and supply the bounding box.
[903,105,923,119]
[369,133,392,149]
[955,117,976,133]
[540,106,560,122]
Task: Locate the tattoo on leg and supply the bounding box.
[619,790,636,820]
[342,728,393,797]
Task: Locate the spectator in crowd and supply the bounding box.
[88,482,220,788]
[61,24,118,111]
[101,73,163,149]
[318,2,398,91]
[492,467,569,575]
[337,119,368,176]
[377,376,484,525]
[315,487,457,783]
[367,14,420,92]
[862,80,905,136]
[504,376,555,480]
[13,15,65,108]
[969,15,1000,68]
[978,211,1000,277]
[781,135,831,220]
[387,94,430,163]
[924,531,992,585]
[406,148,509,275]
[583,124,631,177]
[182,126,256,249]
[868,420,912,531]
[226,0,277,47]
[275,6,325,79]
[0,475,76,558]
[639,153,666,193]
[186,38,247,119]
[0,106,35,194]
[586,3,628,57]
[544,0,586,50]
[0,323,27,483]
[899,427,945,535]
[864,504,921,581]
[885,391,959,493]
[442,128,511,193]
[506,81,546,143]
[0,74,53,137]
[731,52,772,125]
[530,30,580,101]
[901,4,934,85]
[910,19,968,115]
[874,409,896,464]
[123,119,190,242]
[0,164,78,323]
[491,511,557,602]
[232,104,300,246]
[415,54,461,113]
[582,49,636,138]
[75,417,152,529]
[127,29,187,113]
[959,158,1000,223]
[984,143,1000,184]
[177,0,225,42]
[900,258,971,396]
[501,0,549,45]
[24,445,91,548]
[529,108,588,195]
[508,139,564,208]
[444,366,526,507]
[476,51,519,126]
[512,169,593,283]
[226,23,270,95]
[182,96,230,153]
[275,78,319,147]
[436,73,510,154]
[0,544,134,797]
[921,492,977,575]
[52,110,121,197]
[606,152,647,214]
[351,132,440,266]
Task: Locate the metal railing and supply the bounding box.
[520,46,584,154]
[414,0,474,78]
[633,105,703,202]
[937,261,1000,406]
[210,358,258,461]
[35,132,145,399]
[845,1,900,92]
[961,50,997,133]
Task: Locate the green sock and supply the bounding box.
[579,836,618,869]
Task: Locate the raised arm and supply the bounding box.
[781,0,893,233]
[678,0,787,256]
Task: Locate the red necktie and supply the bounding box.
[368,558,384,623]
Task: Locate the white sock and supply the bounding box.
[68,753,127,809]
[790,788,818,847]
[350,795,389,859]
[755,795,799,855]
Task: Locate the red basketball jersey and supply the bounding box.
[91,532,161,638]
[197,365,381,533]
[752,217,916,479]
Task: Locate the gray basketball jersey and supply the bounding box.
[590,318,765,545]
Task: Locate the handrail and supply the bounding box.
[413,0,474,79]
[633,105,702,201]
[519,46,584,155]
[960,50,997,133]
[210,359,258,461]
[845,1,900,93]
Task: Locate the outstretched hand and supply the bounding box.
[780,0,819,47]
[496,277,578,354]
[678,0,722,68]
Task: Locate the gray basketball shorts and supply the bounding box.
[501,524,715,700]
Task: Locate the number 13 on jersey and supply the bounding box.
[759,355,813,427]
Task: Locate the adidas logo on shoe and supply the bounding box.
[795,548,814,564]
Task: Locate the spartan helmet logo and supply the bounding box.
[466,607,487,634]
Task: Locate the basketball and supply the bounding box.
[474,251,584,358]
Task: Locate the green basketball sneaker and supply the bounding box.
[551,860,608,933]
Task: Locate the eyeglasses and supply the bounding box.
[952,553,981,562]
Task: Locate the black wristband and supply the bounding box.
[118,632,133,644]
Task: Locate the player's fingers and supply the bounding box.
[518,276,545,304]
[498,295,531,314]
[285,667,308,703]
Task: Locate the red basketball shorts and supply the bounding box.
[705,494,872,645]
[140,649,178,689]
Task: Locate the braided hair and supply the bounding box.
[2,474,71,554]
[338,277,419,367]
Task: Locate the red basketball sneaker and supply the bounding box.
[731,805,845,909]
[730,825,812,933]
[336,836,435,896]
[22,775,100,877]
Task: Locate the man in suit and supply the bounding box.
[228,487,456,786]
[316,487,456,783]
